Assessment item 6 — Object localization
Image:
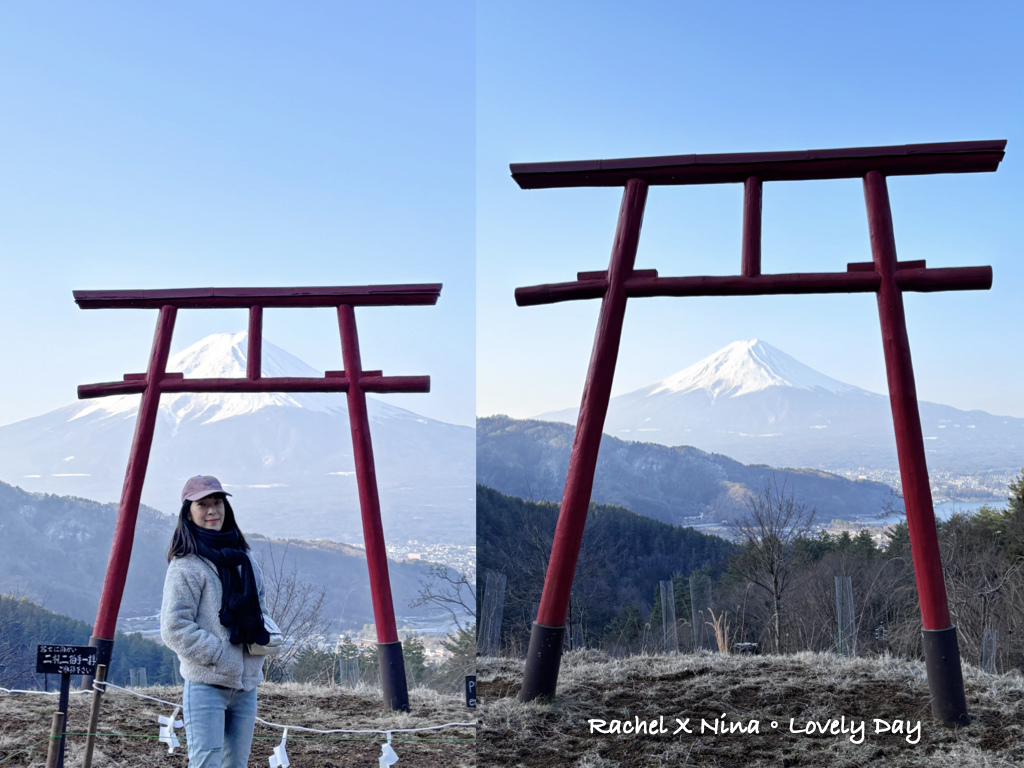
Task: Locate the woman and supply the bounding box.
[161,475,270,768]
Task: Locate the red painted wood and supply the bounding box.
[78,375,430,399]
[848,260,927,272]
[511,140,1005,189]
[631,271,881,296]
[895,265,993,293]
[631,267,991,297]
[247,306,263,380]
[864,171,951,631]
[327,370,383,378]
[577,269,658,281]
[93,306,177,639]
[123,372,183,381]
[73,284,442,309]
[338,305,399,645]
[516,278,608,306]
[742,176,762,277]
[515,266,991,306]
[536,179,649,628]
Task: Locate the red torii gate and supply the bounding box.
[511,140,1006,726]
[76,283,442,712]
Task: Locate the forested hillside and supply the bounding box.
[476,485,735,653]
[479,471,1024,674]
[0,596,177,689]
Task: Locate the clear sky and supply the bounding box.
[3,4,1022,431]
[0,2,475,427]
[477,3,1024,422]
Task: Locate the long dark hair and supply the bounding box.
[166,493,249,562]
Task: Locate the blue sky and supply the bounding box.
[0,2,475,427]
[2,3,1022,432]
[477,3,1024,421]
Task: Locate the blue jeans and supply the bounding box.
[183,681,258,768]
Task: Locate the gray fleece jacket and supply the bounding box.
[160,553,267,691]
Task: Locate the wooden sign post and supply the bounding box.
[37,644,97,768]
[74,284,441,713]
[510,140,1006,727]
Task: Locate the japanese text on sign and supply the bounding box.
[36,645,98,676]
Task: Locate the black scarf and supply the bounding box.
[190,523,270,647]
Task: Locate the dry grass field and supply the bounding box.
[478,650,1024,768]
[0,682,475,767]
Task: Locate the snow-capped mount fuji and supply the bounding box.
[647,340,863,400]
[72,332,347,427]
[539,339,1024,472]
[0,333,474,544]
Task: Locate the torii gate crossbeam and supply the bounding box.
[75,283,441,713]
[511,140,1006,727]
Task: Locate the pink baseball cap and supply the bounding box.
[181,475,232,503]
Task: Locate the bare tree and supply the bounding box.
[0,589,49,689]
[941,513,1024,668]
[257,543,329,680]
[0,605,33,688]
[491,500,615,654]
[409,562,476,632]
[732,478,816,654]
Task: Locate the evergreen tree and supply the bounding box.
[602,604,644,649]
[1009,468,1024,517]
[431,624,475,692]
[335,635,362,686]
[1005,468,1024,560]
[0,596,176,689]
[402,634,428,685]
[852,529,878,560]
[292,648,335,684]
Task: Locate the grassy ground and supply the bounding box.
[477,650,1024,768]
[0,682,475,767]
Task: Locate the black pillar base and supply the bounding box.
[378,640,411,712]
[922,625,970,727]
[82,636,115,690]
[520,623,566,703]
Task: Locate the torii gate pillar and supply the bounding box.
[865,171,967,724]
[520,179,648,698]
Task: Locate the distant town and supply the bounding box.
[385,540,476,584]
[658,468,1020,547]
[832,468,1019,505]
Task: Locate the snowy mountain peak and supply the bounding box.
[70,332,343,426]
[649,339,862,399]
[168,332,321,379]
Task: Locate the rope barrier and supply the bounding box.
[93,681,476,737]
[91,681,177,707]
[6,731,473,745]
[94,684,473,741]
[0,687,91,696]
[0,732,476,766]
[0,681,475,766]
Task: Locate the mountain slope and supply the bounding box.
[0,480,460,630]
[0,333,474,545]
[540,339,1023,471]
[477,415,900,527]
[0,595,177,688]
[476,484,735,650]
